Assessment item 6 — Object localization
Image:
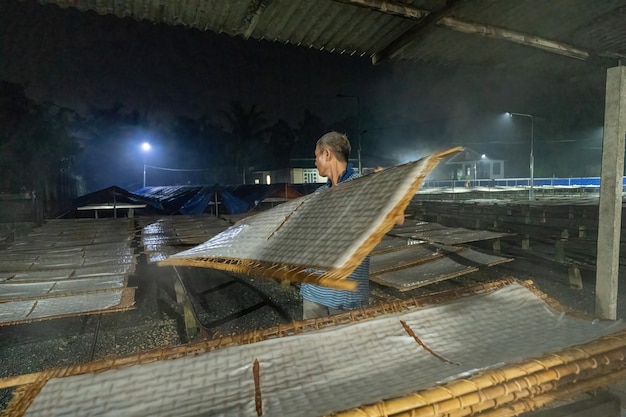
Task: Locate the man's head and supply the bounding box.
[315,132,351,178]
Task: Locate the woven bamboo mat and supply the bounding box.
[141,215,232,263]
[158,151,459,289]
[0,218,137,325]
[392,226,514,245]
[0,264,135,282]
[0,288,135,326]
[454,246,513,267]
[4,280,625,417]
[369,235,512,291]
[371,256,479,291]
[0,275,126,298]
[370,243,462,274]
[141,215,232,246]
[388,221,449,235]
[371,236,422,255]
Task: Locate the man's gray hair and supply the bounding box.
[316,131,351,163]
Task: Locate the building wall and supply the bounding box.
[291,169,304,184]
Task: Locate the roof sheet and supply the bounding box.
[36,0,626,75]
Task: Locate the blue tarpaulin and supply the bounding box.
[61,183,323,218]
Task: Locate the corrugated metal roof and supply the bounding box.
[37,0,626,75]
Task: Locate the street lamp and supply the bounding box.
[336,94,362,174]
[507,112,534,200]
[141,142,151,187]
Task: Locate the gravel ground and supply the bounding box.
[180,266,303,338]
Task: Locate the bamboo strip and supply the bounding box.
[392,347,626,417]
[331,331,626,417]
[253,358,262,416]
[465,366,626,417]
[400,320,456,364]
[1,373,54,417]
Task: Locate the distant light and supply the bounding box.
[506,112,512,118]
[481,154,486,159]
[266,175,271,185]
[254,179,260,184]
[141,142,151,152]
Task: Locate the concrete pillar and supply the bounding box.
[522,235,530,250]
[555,239,565,263]
[595,65,626,320]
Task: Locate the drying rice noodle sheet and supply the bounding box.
[158,148,462,289]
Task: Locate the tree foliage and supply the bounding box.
[0,81,331,192]
[219,101,269,183]
[0,81,82,194]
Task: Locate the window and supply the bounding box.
[303,169,318,183]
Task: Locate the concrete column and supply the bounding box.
[595,65,626,320]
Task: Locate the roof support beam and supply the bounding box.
[330,0,428,20]
[372,0,464,65]
[239,0,272,39]
[335,0,590,64]
[441,18,589,61]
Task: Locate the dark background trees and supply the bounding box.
[0,81,81,196]
[0,79,333,194]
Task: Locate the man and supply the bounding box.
[299,131,368,319]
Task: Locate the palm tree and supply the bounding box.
[219,101,268,184]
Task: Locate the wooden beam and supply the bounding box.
[330,0,428,20]
[372,0,465,65]
[335,0,591,63]
[239,0,272,40]
[441,17,589,61]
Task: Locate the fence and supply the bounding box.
[422,176,607,189]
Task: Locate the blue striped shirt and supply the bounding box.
[300,164,370,310]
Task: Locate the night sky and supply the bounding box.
[0,0,610,191]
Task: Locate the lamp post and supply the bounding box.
[507,112,534,200]
[141,142,151,187]
[336,94,362,174]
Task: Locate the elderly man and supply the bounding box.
[299,131,368,319]
[299,131,405,319]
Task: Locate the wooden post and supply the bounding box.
[174,278,198,341]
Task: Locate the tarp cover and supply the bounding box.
[135,183,319,215]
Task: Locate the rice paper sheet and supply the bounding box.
[17,282,626,417]
[159,151,458,289]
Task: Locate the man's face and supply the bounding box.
[315,145,330,178]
